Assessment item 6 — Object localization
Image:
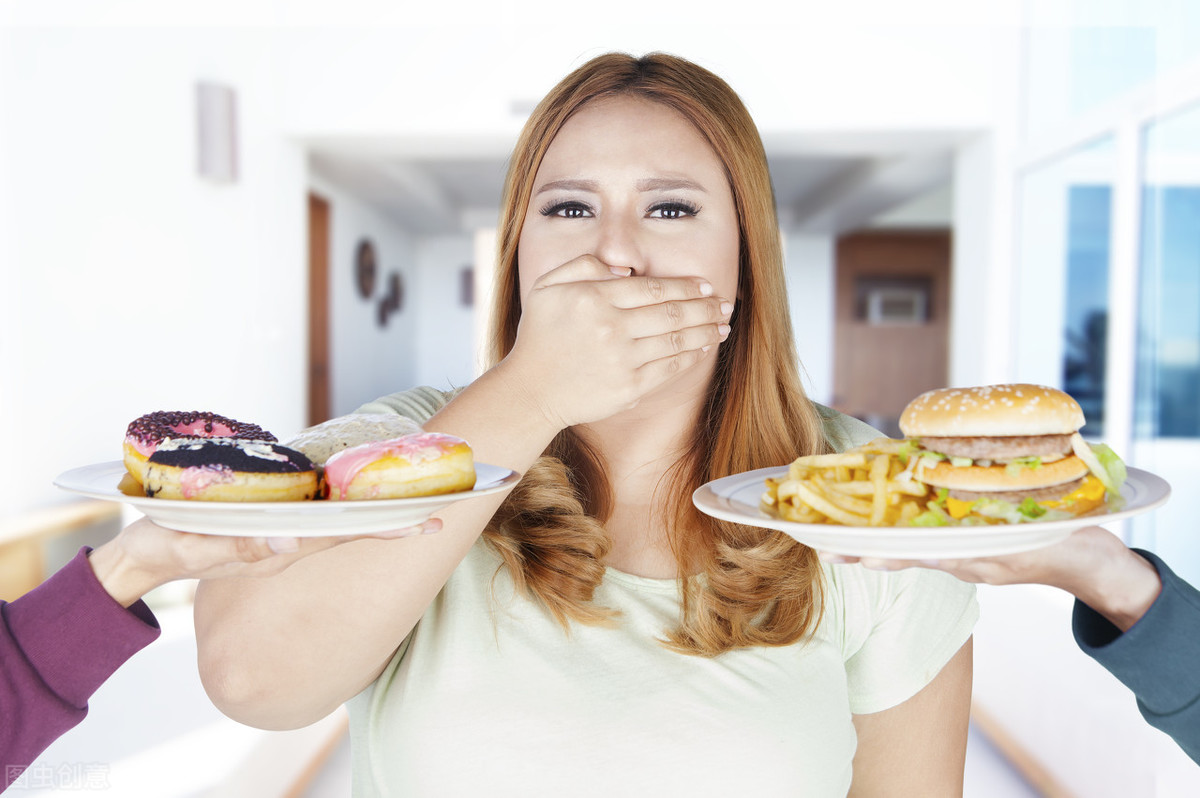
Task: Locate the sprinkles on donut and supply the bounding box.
[123,410,276,487]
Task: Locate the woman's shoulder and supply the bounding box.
[354,386,461,424]
[812,403,885,452]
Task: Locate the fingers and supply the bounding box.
[623,294,732,339]
[248,518,442,562]
[604,274,716,309]
[533,255,637,288]
[817,551,941,571]
[366,517,443,539]
[172,519,444,581]
[635,326,729,366]
[532,256,720,309]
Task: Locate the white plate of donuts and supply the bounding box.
[55,460,520,537]
[54,410,521,537]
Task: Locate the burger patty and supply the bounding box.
[948,476,1085,503]
[919,434,1074,461]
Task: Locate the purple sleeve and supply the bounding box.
[1,547,160,788]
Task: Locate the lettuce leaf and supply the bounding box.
[1017,497,1047,519]
[910,509,951,527]
[972,497,1072,524]
[1091,443,1128,496]
[1005,456,1042,477]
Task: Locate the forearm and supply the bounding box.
[194,367,562,729]
[86,540,168,607]
[1,550,159,777]
[195,528,489,729]
[1059,535,1162,632]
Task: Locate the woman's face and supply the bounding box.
[517,95,740,305]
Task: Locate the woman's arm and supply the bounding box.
[192,364,561,729]
[193,261,732,730]
[849,638,973,797]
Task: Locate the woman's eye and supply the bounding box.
[648,201,700,219]
[540,201,593,218]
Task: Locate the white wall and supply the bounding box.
[950,135,1019,387]
[413,235,476,391]
[307,172,419,416]
[0,27,307,517]
[784,234,836,405]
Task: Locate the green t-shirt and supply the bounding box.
[346,387,978,797]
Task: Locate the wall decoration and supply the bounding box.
[355,239,377,300]
[459,266,474,307]
[376,270,404,327]
[196,82,238,183]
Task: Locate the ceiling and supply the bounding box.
[309,136,959,237]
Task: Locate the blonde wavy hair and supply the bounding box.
[481,52,832,656]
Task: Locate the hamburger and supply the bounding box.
[898,383,1126,525]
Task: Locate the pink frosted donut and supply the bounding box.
[123,410,276,487]
[323,432,475,500]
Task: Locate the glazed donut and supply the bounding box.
[124,411,276,486]
[144,438,317,502]
[323,432,475,501]
[283,413,423,467]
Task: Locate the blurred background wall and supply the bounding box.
[2,1,1200,795]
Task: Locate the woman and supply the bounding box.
[194,52,977,796]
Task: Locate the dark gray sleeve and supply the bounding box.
[1072,549,1200,765]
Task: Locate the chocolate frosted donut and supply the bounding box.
[145,438,317,501]
[123,410,276,487]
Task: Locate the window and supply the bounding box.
[1135,101,1200,438]
[1014,137,1116,436]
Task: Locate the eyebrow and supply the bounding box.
[636,177,707,193]
[534,179,599,195]
[533,177,708,195]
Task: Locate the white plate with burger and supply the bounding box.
[693,464,1169,559]
[55,460,521,537]
[693,384,1172,558]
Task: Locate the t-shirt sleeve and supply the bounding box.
[815,404,886,452]
[834,565,978,715]
[354,386,455,424]
[1073,549,1200,765]
[1,547,160,785]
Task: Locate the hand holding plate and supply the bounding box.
[87,516,440,607]
[818,525,1163,632]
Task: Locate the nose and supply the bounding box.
[593,209,644,274]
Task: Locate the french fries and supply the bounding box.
[762,438,929,527]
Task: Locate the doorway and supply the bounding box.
[832,230,951,437]
[307,193,331,426]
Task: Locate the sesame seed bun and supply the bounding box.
[899,384,1085,438]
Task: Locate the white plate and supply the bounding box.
[692,466,1171,559]
[55,461,521,537]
